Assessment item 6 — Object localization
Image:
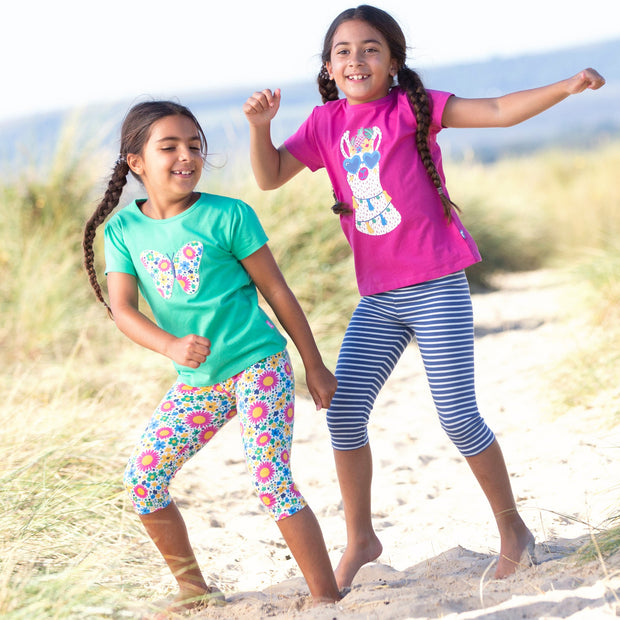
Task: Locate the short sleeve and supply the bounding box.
[104,217,137,276]
[226,201,269,261]
[283,107,325,172]
[427,89,454,133]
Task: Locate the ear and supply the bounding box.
[126,153,144,176]
[325,61,334,80]
[389,59,398,77]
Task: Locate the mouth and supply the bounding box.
[346,74,369,81]
[172,170,194,177]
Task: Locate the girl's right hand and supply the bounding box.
[243,88,281,125]
[306,364,338,411]
[566,68,605,94]
[166,334,211,368]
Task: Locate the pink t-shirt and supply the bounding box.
[284,87,481,296]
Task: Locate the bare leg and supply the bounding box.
[139,501,223,613]
[276,506,341,603]
[332,443,383,589]
[465,439,534,578]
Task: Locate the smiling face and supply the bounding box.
[127,114,204,206]
[325,19,398,105]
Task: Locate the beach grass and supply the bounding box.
[1,133,619,616]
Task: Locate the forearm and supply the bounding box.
[112,303,176,359]
[493,79,572,127]
[444,69,605,129]
[249,124,285,190]
[267,286,325,371]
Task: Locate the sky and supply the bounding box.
[2,0,619,123]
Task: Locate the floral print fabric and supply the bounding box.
[124,350,306,520]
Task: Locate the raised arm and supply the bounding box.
[243,88,306,189]
[241,245,337,410]
[107,271,211,368]
[442,68,605,129]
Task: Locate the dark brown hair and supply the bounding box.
[318,4,458,220]
[82,101,208,316]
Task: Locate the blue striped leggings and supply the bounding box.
[326,271,495,457]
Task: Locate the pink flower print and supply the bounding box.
[285,405,294,423]
[289,482,302,497]
[256,462,274,483]
[185,411,212,428]
[156,427,174,440]
[248,402,268,424]
[183,245,197,260]
[214,383,233,398]
[198,426,217,443]
[159,259,171,272]
[226,407,237,420]
[179,384,198,393]
[257,432,271,447]
[137,450,159,471]
[280,450,290,465]
[260,493,276,509]
[283,361,292,376]
[133,484,149,499]
[258,371,278,393]
[176,275,191,292]
[160,400,176,413]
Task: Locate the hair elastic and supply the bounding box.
[115,155,126,166]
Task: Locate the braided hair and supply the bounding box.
[317,5,458,220]
[82,101,208,317]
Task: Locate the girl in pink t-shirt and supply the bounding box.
[244,4,604,590]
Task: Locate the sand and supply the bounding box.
[143,269,620,619]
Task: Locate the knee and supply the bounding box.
[259,483,308,521]
[441,415,495,457]
[123,457,170,514]
[326,407,369,451]
[250,459,307,520]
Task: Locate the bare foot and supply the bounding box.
[143,585,225,619]
[494,528,535,578]
[334,536,383,589]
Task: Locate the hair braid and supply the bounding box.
[397,66,459,221]
[317,65,340,104]
[82,159,129,317]
[317,64,352,214]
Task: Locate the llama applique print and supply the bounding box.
[340,127,401,235]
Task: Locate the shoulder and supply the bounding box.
[309,98,346,121]
[104,201,142,232]
[197,192,255,217]
[196,192,263,230]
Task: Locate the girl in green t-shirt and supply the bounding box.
[82,101,341,613]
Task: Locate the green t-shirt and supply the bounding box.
[104,192,287,386]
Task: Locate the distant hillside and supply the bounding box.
[1,38,618,171]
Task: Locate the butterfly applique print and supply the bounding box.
[140,241,203,299]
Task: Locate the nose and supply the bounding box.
[178,146,191,161]
[348,48,365,65]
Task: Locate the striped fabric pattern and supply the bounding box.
[327,271,495,457]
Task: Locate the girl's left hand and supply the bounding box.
[568,68,606,94]
[306,365,338,411]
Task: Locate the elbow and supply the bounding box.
[256,177,284,191]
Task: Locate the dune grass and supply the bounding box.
[1,133,619,616]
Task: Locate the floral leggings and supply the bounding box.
[123,350,307,521]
